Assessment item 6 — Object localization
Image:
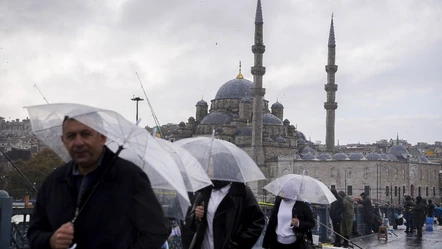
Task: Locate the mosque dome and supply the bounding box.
[200,111,233,125]
[388,145,410,159]
[332,153,349,160]
[297,131,307,141]
[317,153,332,161]
[380,154,389,160]
[387,154,398,161]
[215,77,253,100]
[274,136,286,142]
[264,137,274,142]
[271,101,284,108]
[196,99,208,106]
[349,153,366,160]
[366,153,382,160]
[302,153,317,160]
[418,156,430,163]
[297,139,307,146]
[300,147,316,156]
[236,127,252,136]
[263,113,283,125]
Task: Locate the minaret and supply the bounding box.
[251,0,266,165]
[324,13,338,153]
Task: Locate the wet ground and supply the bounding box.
[321,225,442,249]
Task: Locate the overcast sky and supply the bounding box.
[1,0,441,145]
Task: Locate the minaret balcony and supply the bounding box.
[251,87,266,97]
[324,84,338,92]
[324,102,338,110]
[251,66,266,76]
[252,44,266,53]
[325,65,338,73]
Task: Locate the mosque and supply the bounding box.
[158,0,440,204]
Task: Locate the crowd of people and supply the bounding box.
[402,194,441,239]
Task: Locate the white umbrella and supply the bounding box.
[25,103,190,219]
[174,136,266,183]
[263,174,336,204]
[155,138,212,192]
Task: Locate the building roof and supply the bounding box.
[215,78,253,100]
[366,153,382,160]
[349,153,366,160]
[263,113,283,125]
[200,111,233,125]
[333,153,349,160]
[196,99,208,106]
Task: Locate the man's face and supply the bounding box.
[61,119,107,170]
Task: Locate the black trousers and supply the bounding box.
[274,241,297,249]
[331,219,342,245]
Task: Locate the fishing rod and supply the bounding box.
[135,72,164,138]
[0,149,38,194]
[314,218,363,249]
[34,84,50,104]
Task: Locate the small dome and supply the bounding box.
[236,127,252,136]
[188,117,195,122]
[283,119,290,125]
[388,145,410,158]
[263,113,283,125]
[274,136,286,142]
[366,153,382,160]
[215,78,253,99]
[317,153,332,161]
[418,156,430,163]
[380,154,389,160]
[178,121,186,127]
[200,111,233,125]
[294,154,302,160]
[302,153,317,160]
[271,101,284,108]
[333,153,349,160]
[349,153,366,160]
[297,131,306,141]
[196,99,208,106]
[264,137,274,142]
[297,139,307,145]
[300,147,316,156]
[387,154,398,161]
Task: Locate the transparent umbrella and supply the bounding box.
[155,138,212,192]
[263,174,336,204]
[174,136,266,182]
[25,103,190,219]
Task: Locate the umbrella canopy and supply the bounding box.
[263,174,336,204]
[174,136,266,183]
[155,138,212,192]
[25,103,190,219]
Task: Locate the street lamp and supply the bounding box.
[131,96,144,122]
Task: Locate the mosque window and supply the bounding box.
[434,187,436,196]
[394,186,398,196]
[418,186,421,196]
[420,169,423,179]
[426,187,429,196]
[395,168,398,179]
[386,186,389,196]
[403,169,405,180]
[347,186,353,196]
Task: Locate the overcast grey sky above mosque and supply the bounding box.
[0,0,441,145]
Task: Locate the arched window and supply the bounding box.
[403,169,406,180]
[386,168,390,182]
[420,169,423,179]
[395,168,398,179]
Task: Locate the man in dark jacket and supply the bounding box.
[403,195,415,233]
[355,192,374,235]
[413,196,426,238]
[329,189,344,247]
[186,182,265,249]
[28,116,170,249]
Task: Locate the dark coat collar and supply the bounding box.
[61,146,118,183]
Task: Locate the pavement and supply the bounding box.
[319,224,442,249]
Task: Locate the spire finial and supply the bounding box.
[328,12,336,47]
[201,95,204,100]
[236,61,244,79]
[255,0,263,24]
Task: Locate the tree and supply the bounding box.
[5,148,64,199]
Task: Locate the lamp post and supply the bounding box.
[131,96,144,122]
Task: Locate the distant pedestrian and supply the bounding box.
[413,196,426,239]
[427,199,435,217]
[329,189,344,247]
[338,191,354,248]
[355,192,374,235]
[403,195,415,233]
